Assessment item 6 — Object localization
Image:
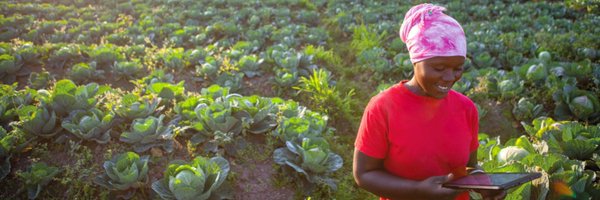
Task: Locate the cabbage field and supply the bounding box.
[0,0,599,199]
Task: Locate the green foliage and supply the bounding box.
[350,24,386,55]
[552,85,600,122]
[0,54,24,84]
[236,54,263,78]
[159,48,186,71]
[273,138,343,191]
[18,162,60,200]
[38,79,110,117]
[0,127,16,181]
[112,61,145,80]
[61,108,114,144]
[1,83,34,125]
[94,152,149,192]
[90,45,123,68]
[237,96,278,134]
[190,95,246,153]
[113,94,161,122]
[512,97,544,123]
[120,115,174,153]
[294,69,355,124]
[147,81,185,102]
[68,62,105,84]
[17,105,61,138]
[27,71,52,90]
[151,156,231,200]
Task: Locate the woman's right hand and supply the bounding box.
[416,173,464,200]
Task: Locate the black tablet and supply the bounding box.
[442,173,542,190]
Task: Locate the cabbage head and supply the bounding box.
[151,156,230,200]
[526,64,547,82]
[497,146,529,163]
[94,151,149,191]
[569,95,594,120]
[62,108,113,144]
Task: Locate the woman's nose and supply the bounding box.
[442,69,455,81]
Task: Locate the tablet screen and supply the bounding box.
[442,173,541,190]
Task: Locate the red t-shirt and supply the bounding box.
[355,81,479,200]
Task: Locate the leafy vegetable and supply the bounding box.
[147,81,185,102]
[38,79,109,117]
[497,146,529,164]
[94,152,149,192]
[18,162,60,200]
[112,61,145,80]
[68,62,105,84]
[151,156,231,200]
[237,96,278,134]
[113,94,161,122]
[0,127,14,181]
[17,105,61,138]
[512,97,544,122]
[120,115,174,153]
[61,108,113,144]
[273,138,343,190]
[0,54,24,84]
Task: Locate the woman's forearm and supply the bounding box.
[355,169,427,200]
[353,150,461,200]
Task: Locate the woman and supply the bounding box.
[353,4,505,200]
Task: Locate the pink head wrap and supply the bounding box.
[399,4,467,63]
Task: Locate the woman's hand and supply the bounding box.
[416,173,464,200]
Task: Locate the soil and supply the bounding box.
[232,160,294,200]
[478,99,522,142]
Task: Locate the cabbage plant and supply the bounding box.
[237,96,278,134]
[61,108,113,144]
[113,94,161,121]
[68,62,105,84]
[37,79,109,117]
[112,61,145,80]
[18,162,60,200]
[552,85,600,122]
[273,138,343,190]
[497,146,529,164]
[151,156,231,200]
[236,55,263,78]
[526,63,548,83]
[174,96,210,122]
[94,152,149,192]
[0,54,25,84]
[0,84,34,125]
[0,127,14,181]
[512,97,544,122]
[17,105,62,138]
[27,71,52,90]
[498,79,524,100]
[120,115,174,153]
[190,95,246,153]
[147,81,185,102]
[273,110,331,142]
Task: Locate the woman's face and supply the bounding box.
[409,56,465,99]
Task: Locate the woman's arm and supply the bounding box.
[353,149,463,200]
